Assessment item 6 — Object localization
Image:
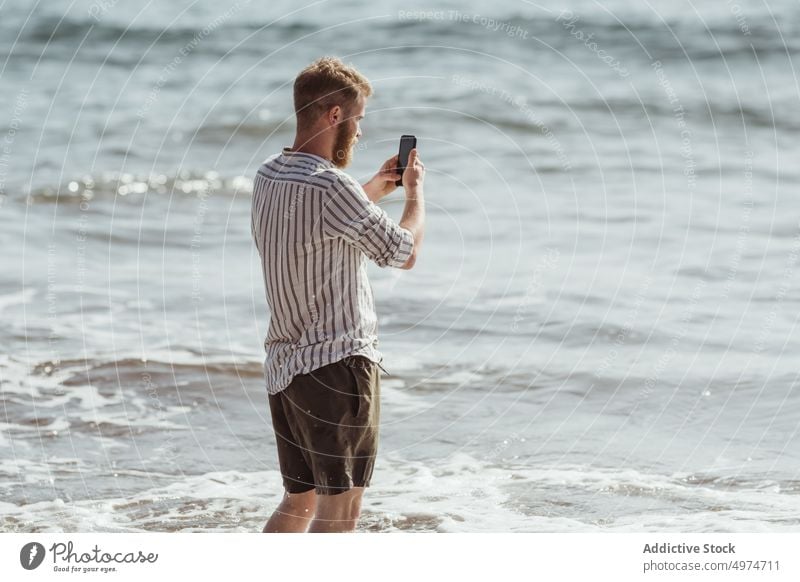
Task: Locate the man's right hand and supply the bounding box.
[402,148,425,191]
[398,148,425,270]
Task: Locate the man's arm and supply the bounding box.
[321,172,415,269]
[397,149,425,270]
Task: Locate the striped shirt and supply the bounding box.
[251,147,414,395]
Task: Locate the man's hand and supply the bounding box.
[398,148,425,270]
[362,154,402,203]
[402,148,424,191]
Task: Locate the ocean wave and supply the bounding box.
[7,7,799,65]
[23,171,253,204]
[17,14,316,46]
[2,452,797,532]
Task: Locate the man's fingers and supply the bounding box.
[408,148,423,168]
[380,170,402,182]
[385,154,399,169]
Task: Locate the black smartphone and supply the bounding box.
[395,135,417,187]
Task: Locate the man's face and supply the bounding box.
[332,96,365,168]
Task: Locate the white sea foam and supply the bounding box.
[380,378,430,413]
[2,452,797,533]
[0,288,37,312]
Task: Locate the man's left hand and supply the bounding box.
[362,154,402,203]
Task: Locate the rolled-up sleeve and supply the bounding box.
[321,173,414,268]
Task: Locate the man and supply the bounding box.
[251,56,426,533]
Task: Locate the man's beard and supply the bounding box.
[332,122,357,168]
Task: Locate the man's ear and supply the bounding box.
[327,105,342,126]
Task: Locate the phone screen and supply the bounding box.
[396,135,417,187]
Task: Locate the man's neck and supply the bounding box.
[289,137,332,162]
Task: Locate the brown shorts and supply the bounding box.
[268,355,381,495]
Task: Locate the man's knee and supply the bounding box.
[315,486,364,520]
[280,489,317,514]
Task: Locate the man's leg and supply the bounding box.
[263,489,316,533]
[265,387,317,533]
[272,356,379,533]
[308,486,365,533]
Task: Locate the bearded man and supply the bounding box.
[251,56,426,533]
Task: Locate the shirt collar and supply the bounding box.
[281,147,334,168]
